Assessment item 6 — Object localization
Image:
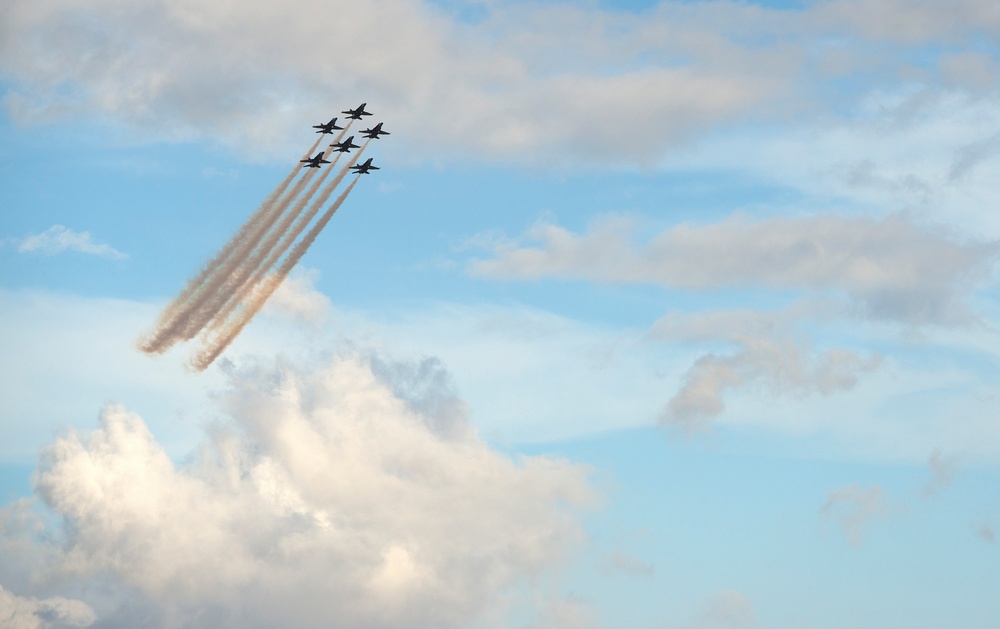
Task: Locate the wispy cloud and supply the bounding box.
[262,267,331,325]
[921,449,958,499]
[15,225,127,260]
[597,551,655,578]
[821,484,904,545]
[662,335,881,433]
[470,214,999,326]
[683,590,756,629]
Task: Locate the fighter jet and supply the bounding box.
[312,117,344,134]
[329,135,361,153]
[342,103,373,120]
[300,152,331,168]
[350,157,380,175]
[361,122,390,139]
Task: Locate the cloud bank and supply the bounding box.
[1,354,594,628]
[5,0,1000,163]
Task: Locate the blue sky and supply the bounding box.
[1,0,999,627]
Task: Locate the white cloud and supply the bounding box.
[262,267,331,324]
[810,0,1000,44]
[8,354,594,628]
[661,86,1000,237]
[4,0,998,164]
[662,335,881,433]
[821,484,903,545]
[0,289,219,463]
[0,0,794,164]
[0,583,95,629]
[15,225,127,260]
[5,288,1000,465]
[470,214,999,326]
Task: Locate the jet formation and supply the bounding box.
[139,103,387,371]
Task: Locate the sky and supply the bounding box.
[1,0,999,627]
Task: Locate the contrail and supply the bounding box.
[205,142,369,333]
[190,176,362,371]
[137,134,325,354]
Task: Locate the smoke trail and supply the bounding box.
[201,139,364,329]
[143,166,320,353]
[137,134,325,354]
[190,176,362,371]
[205,142,369,332]
[171,160,337,340]
[145,125,358,352]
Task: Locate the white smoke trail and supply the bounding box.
[205,142,369,333]
[165,125,356,346]
[137,134,325,354]
[175,160,334,339]
[151,166,320,348]
[190,176,362,371]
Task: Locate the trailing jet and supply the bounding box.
[350,157,380,175]
[361,122,390,139]
[342,103,373,120]
[300,152,331,168]
[312,117,344,134]
[330,135,361,153]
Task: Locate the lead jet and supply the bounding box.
[361,122,390,139]
[300,152,331,168]
[350,157,380,175]
[342,103,373,120]
[330,135,361,153]
[312,117,344,134]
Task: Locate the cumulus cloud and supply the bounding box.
[15,225,127,260]
[0,583,95,629]
[661,335,881,432]
[821,484,902,545]
[4,354,594,628]
[470,214,999,326]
